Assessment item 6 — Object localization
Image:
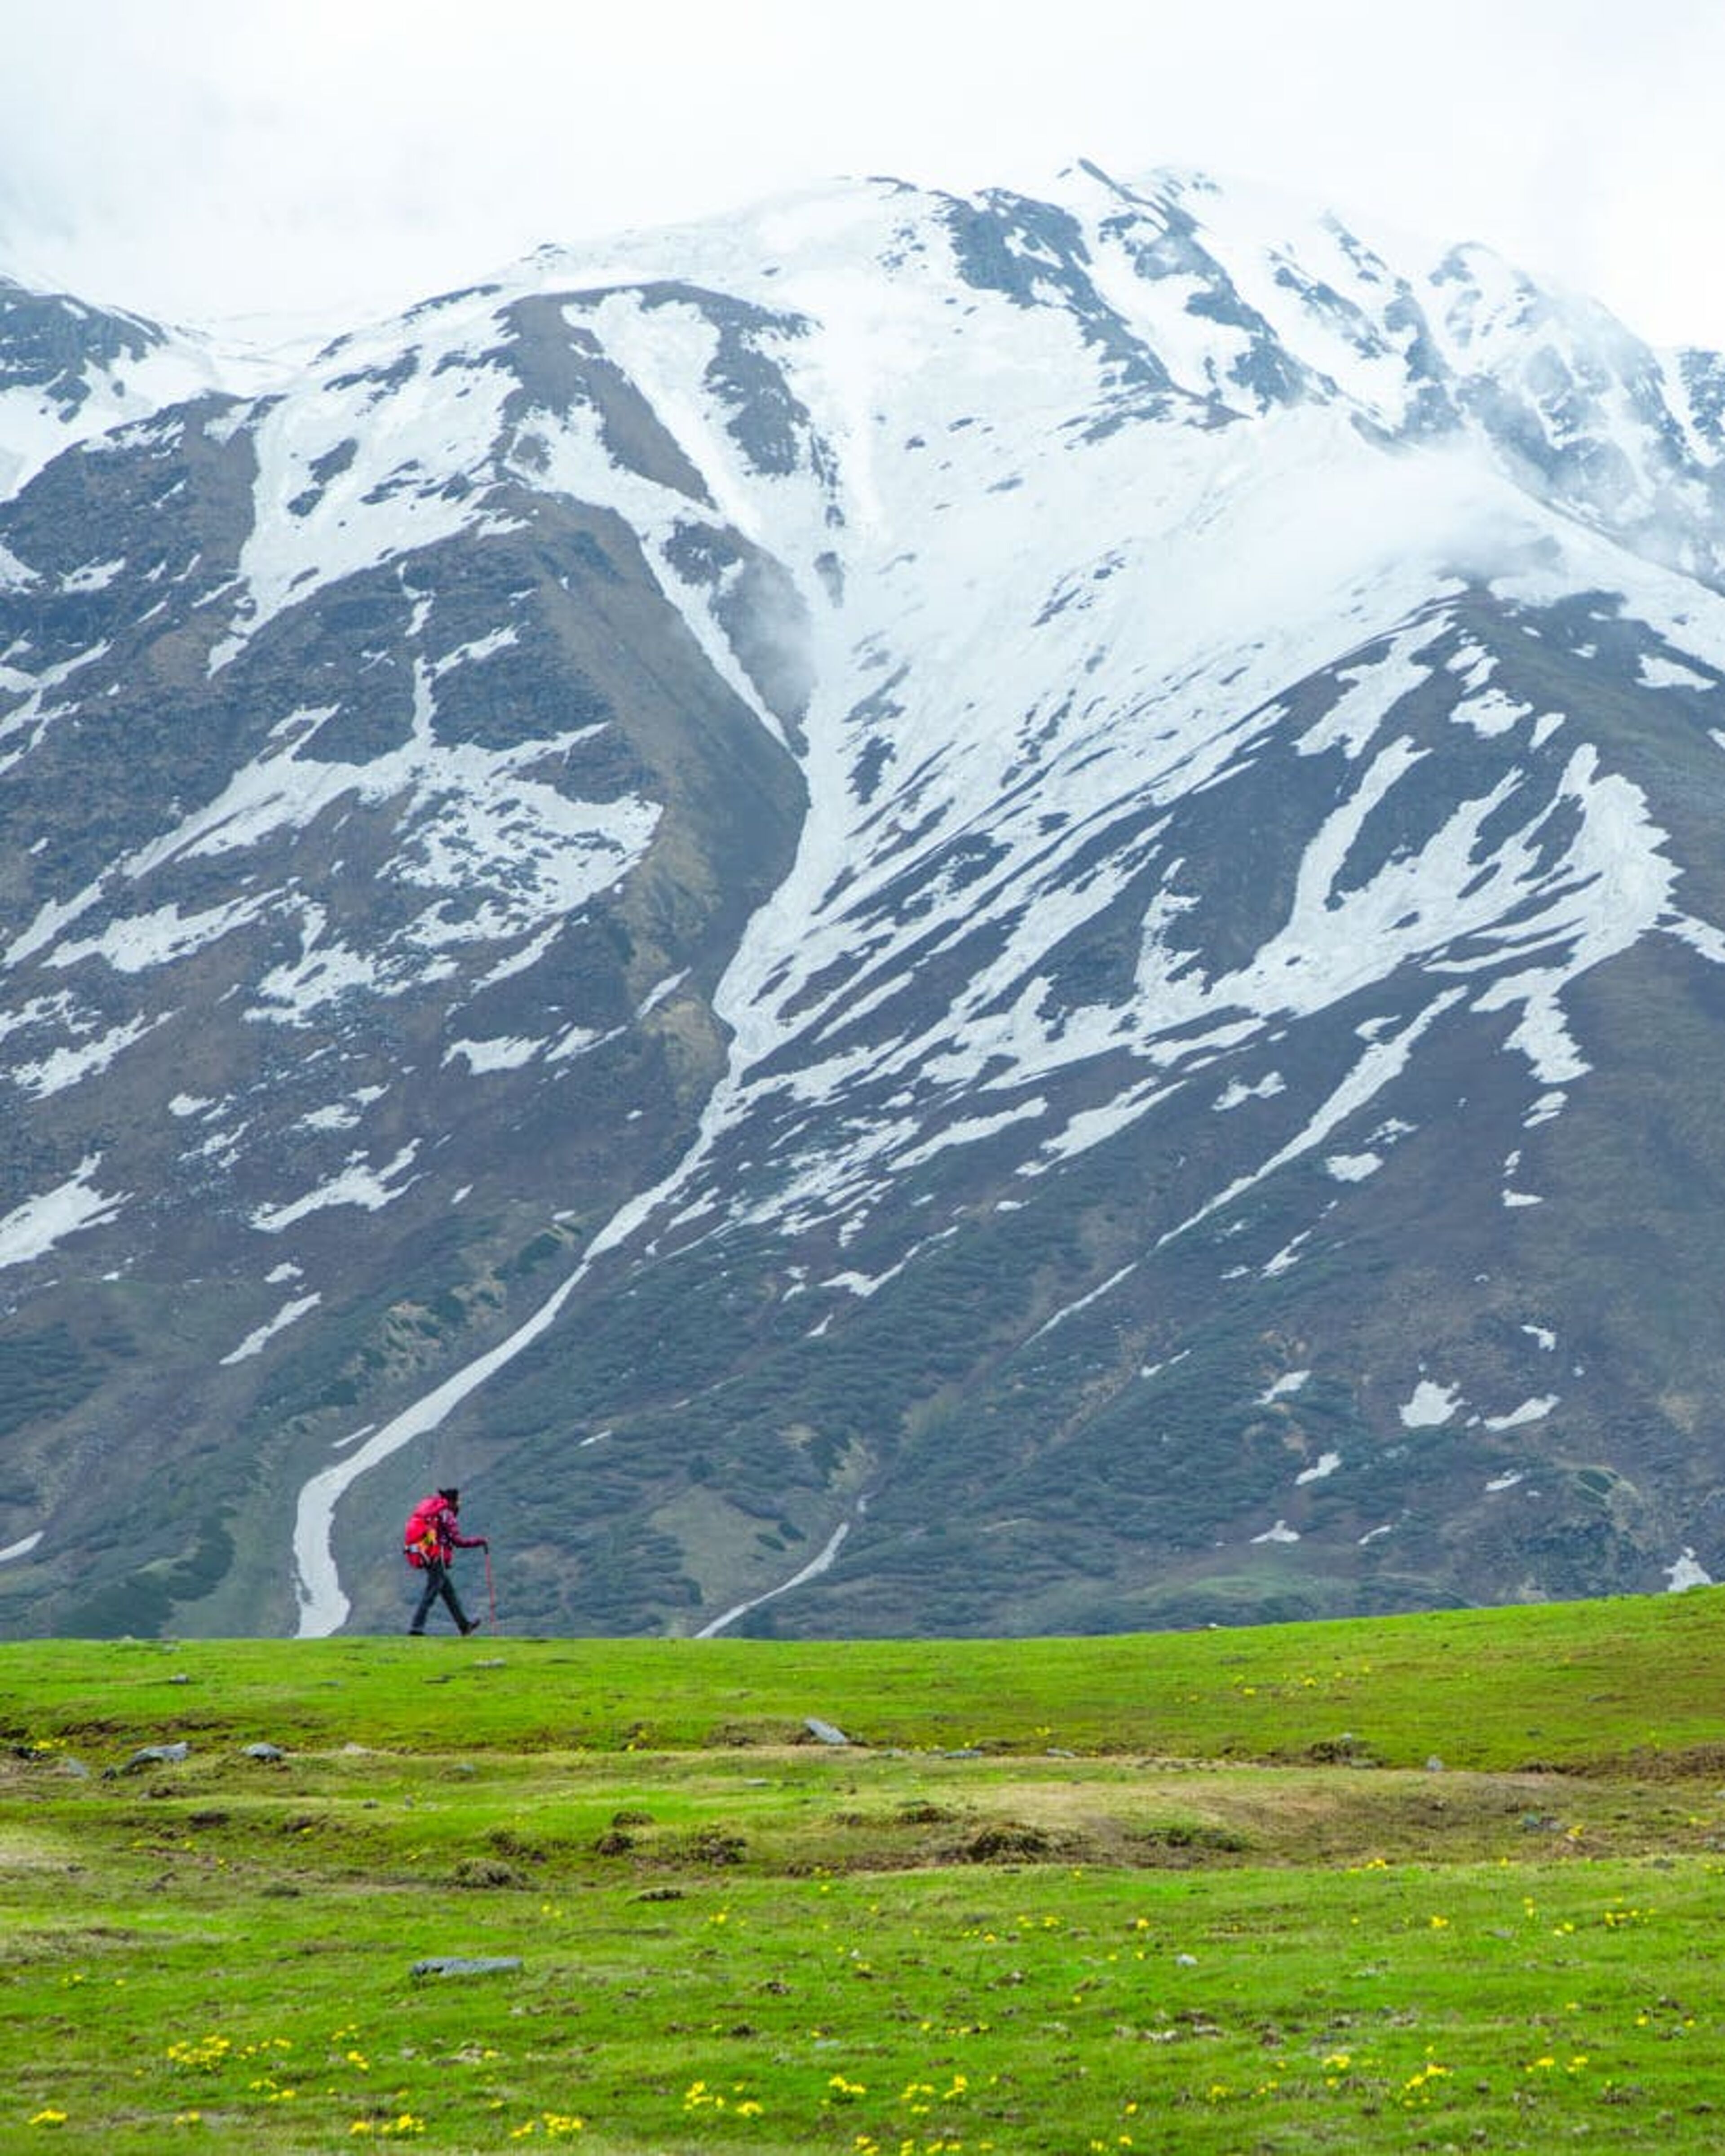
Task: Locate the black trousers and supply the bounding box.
[408,1558,473,1633]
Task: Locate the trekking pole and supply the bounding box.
[485,1545,497,1630]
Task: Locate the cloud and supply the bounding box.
[0,0,1722,345]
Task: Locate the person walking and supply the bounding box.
[403,1485,488,1635]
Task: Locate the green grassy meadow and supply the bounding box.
[6,1590,1725,2151]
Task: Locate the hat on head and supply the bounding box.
[438,1486,460,1505]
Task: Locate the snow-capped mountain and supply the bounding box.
[4,161,1725,1639]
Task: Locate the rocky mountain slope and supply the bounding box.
[3,162,1725,1639]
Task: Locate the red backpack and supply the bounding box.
[403,1495,444,1568]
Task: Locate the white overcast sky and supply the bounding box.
[1,0,1721,347]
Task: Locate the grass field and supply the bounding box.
[5,1589,1725,2151]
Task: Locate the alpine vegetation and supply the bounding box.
[2,162,1724,1639]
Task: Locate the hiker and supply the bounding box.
[403,1486,488,1635]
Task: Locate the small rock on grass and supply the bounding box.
[106,1741,190,1777]
[411,1957,523,1979]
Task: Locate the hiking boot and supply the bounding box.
[460,1618,482,1635]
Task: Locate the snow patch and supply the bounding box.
[49,894,267,974]
[443,1035,542,1073]
[639,970,690,1017]
[0,1157,125,1267]
[1639,653,1714,691]
[1399,1379,1460,1428]
[221,1293,322,1365]
[1482,1395,1557,1430]
[696,1513,859,1638]
[10,1014,162,1098]
[1215,1072,1285,1110]
[251,1145,421,1231]
[1453,686,1532,737]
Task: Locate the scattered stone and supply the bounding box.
[1425,1756,1445,1773]
[1174,1953,1199,1967]
[243,1742,287,1762]
[804,1717,851,1746]
[109,1742,190,1777]
[411,1956,522,1980]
